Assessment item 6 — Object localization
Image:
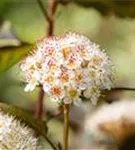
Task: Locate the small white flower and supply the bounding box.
[63,86,82,105]
[49,85,65,100]
[24,71,40,92]
[83,86,101,105]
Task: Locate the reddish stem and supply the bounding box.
[47,0,57,35]
[63,104,69,150]
[34,88,44,119]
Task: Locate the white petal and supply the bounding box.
[43,84,50,92]
[29,84,36,91]
[24,84,31,92]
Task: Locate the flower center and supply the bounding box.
[90,56,102,65]
[36,62,42,69]
[75,73,82,82]
[62,48,71,59]
[48,60,56,70]
[60,73,69,83]
[68,89,77,98]
[51,86,61,97]
[45,76,54,83]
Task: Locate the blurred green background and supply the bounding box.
[1,0,135,149]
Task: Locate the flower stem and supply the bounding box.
[44,135,58,150]
[37,0,57,36]
[111,87,135,91]
[34,88,44,119]
[63,104,70,150]
[46,0,57,35]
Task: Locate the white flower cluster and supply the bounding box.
[20,32,113,105]
[0,111,38,150]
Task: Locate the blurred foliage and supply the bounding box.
[0,44,31,72]
[2,0,46,43]
[60,0,135,18]
[0,20,32,73]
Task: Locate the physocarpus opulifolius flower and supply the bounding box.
[20,32,114,105]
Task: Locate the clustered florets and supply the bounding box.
[0,111,38,150]
[20,32,113,105]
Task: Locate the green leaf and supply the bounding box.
[0,102,47,137]
[58,0,135,18]
[3,0,46,44]
[0,44,32,72]
[74,0,135,18]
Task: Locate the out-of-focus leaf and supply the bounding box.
[0,102,47,137]
[0,44,32,72]
[56,0,70,5]
[74,0,135,18]
[74,0,112,15]
[113,1,135,18]
[3,0,46,44]
[55,3,101,37]
[0,0,11,19]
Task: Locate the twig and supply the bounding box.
[46,0,57,35]
[44,135,58,150]
[34,88,44,119]
[110,87,135,91]
[37,0,57,35]
[63,104,70,150]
